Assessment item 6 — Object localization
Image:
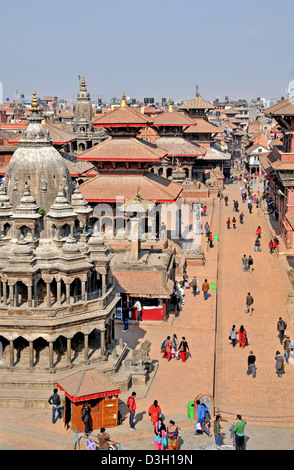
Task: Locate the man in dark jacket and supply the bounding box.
[122,303,129,332]
[277,317,287,345]
[247,351,256,378]
[246,292,254,316]
[48,388,61,424]
[82,402,91,435]
[247,255,253,273]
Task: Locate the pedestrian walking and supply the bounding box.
[254,237,261,252]
[275,351,285,378]
[237,325,247,348]
[256,226,261,238]
[277,317,287,345]
[170,334,179,359]
[190,276,199,296]
[167,420,180,450]
[213,415,223,446]
[48,388,62,424]
[245,292,254,315]
[202,204,207,216]
[154,418,166,450]
[239,212,244,224]
[182,271,189,288]
[178,336,189,362]
[224,195,228,206]
[232,216,236,229]
[247,351,256,378]
[248,202,252,214]
[164,336,172,361]
[81,402,91,435]
[226,217,231,229]
[208,231,213,247]
[202,279,210,300]
[148,400,162,428]
[229,325,238,347]
[284,336,291,363]
[204,221,210,237]
[242,254,247,272]
[269,240,274,254]
[127,391,137,430]
[122,303,129,332]
[247,255,253,272]
[234,200,239,212]
[233,415,247,450]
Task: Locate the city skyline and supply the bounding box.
[1,0,294,103]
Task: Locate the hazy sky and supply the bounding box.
[1,0,294,103]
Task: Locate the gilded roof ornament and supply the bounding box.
[80,76,87,90]
[168,99,174,112]
[31,91,40,112]
[120,91,128,108]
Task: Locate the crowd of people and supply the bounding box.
[50,171,292,452]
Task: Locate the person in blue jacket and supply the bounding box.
[195,400,212,437]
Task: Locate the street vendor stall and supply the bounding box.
[111,251,175,322]
[57,368,121,432]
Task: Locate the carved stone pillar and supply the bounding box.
[46,282,51,307]
[28,284,33,308]
[100,328,106,356]
[84,334,89,362]
[49,341,54,370]
[67,337,71,365]
[81,281,86,301]
[9,283,14,307]
[57,280,61,305]
[9,340,14,367]
[102,274,106,295]
[66,283,70,305]
[29,341,34,368]
[3,281,7,306]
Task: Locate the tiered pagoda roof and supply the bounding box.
[77,136,167,162]
[79,171,183,203]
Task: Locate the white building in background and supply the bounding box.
[288,80,294,98]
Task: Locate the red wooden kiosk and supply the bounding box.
[57,368,121,432]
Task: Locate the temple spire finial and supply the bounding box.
[30,91,40,112]
[120,91,127,108]
[80,76,87,90]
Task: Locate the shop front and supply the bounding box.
[57,368,121,432]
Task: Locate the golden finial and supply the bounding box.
[168,98,174,112]
[31,91,39,111]
[120,91,127,108]
[80,76,87,89]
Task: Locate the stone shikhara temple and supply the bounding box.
[0,93,125,393]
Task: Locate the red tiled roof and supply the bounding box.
[265,98,294,117]
[77,137,167,162]
[57,368,120,402]
[80,172,183,202]
[155,136,206,156]
[152,109,196,127]
[112,270,174,297]
[183,119,224,134]
[92,105,153,127]
[8,122,77,145]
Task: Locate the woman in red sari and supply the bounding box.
[237,325,247,348]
